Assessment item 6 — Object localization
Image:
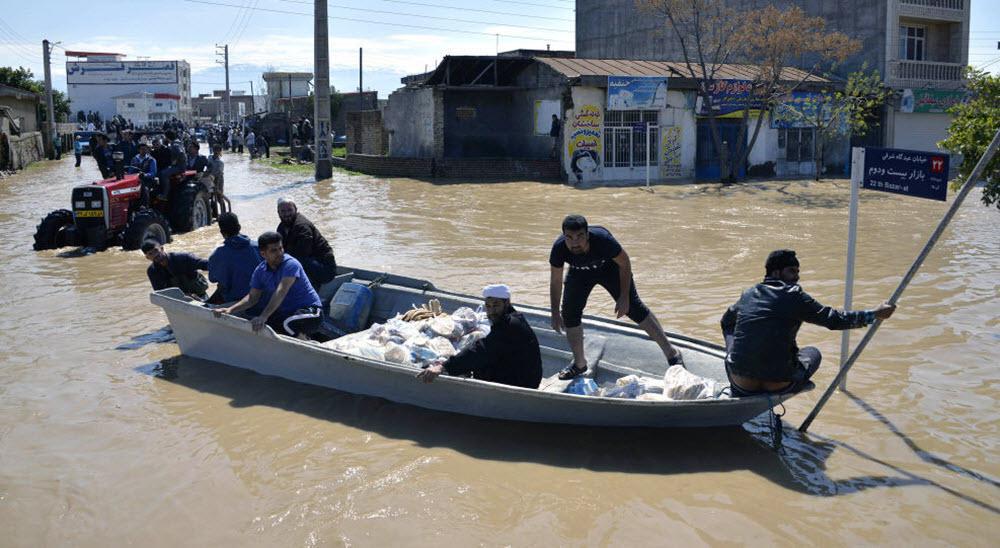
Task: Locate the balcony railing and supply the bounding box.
[891,60,964,81]
[899,0,964,9]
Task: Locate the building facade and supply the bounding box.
[0,83,44,170]
[113,92,179,128]
[263,72,312,116]
[65,52,192,123]
[192,90,258,123]
[576,0,970,155]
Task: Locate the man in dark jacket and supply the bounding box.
[276,197,337,287]
[208,212,263,303]
[92,134,113,179]
[185,142,209,173]
[157,130,188,199]
[417,284,543,389]
[114,130,138,166]
[721,249,896,397]
[141,240,209,300]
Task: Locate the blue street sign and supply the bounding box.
[632,122,647,131]
[863,147,949,201]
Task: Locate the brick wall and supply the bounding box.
[346,110,388,155]
[345,153,561,180]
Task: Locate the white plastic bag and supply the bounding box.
[384,342,411,364]
[662,365,725,400]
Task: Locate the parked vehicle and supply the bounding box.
[33,155,216,252]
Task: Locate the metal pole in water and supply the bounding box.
[646,122,651,191]
[800,127,1000,433]
[839,147,863,391]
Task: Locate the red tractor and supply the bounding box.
[33,158,215,251]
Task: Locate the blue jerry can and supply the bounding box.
[329,282,374,334]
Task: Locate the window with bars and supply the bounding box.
[603,110,659,168]
[899,25,926,61]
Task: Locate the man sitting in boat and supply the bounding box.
[549,214,683,380]
[207,212,263,305]
[141,240,209,301]
[276,197,337,288]
[721,249,897,397]
[212,231,323,340]
[417,284,542,389]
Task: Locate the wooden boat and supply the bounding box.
[150,267,811,427]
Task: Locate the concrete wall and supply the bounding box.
[334,91,378,135]
[659,90,696,179]
[345,153,560,180]
[384,87,436,157]
[1,131,44,171]
[346,110,388,155]
[441,86,562,159]
[576,0,888,78]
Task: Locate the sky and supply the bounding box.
[0,0,998,100]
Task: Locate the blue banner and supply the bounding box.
[863,147,949,202]
[607,76,668,111]
[697,79,766,116]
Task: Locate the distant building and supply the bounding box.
[576,0,971,155]
[114,92,179,128]
[65,51,192,123]
[0,83,43,170]
[334,91,378,136]
[192,90,259,123]
[263,72,312,118]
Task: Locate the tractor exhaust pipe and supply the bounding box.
[112,151,125,180]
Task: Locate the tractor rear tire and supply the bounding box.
[169,185,211,234]
[33,209,74,251]
[123,208,171,251]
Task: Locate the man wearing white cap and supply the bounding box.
[417,284,542,389]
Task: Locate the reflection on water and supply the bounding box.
[0,155,997,545]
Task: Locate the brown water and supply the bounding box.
[1,154,997,546]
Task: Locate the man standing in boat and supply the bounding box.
[212,231,323,340]
[721,249,896,397]
[549,215,683,379]
[417,284,542,389]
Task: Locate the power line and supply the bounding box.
[277,0,573,33]
[221,0,250,43]
[182,0,572,43]
[231,0,261,46]
[366,0,573,22]
[0,30,40,65]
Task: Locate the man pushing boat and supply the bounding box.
[549,215,684,380]
[721,249,897,397]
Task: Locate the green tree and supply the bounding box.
[773,66,892,180]
[939,68,1000,209]
[0,65,72,122]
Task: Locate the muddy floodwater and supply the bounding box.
[1,154,997,546]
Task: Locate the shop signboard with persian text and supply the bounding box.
[67,61,178,85]
[606,76,668,111]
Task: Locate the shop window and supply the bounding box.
[779,128,814,162]
[899,25,925,61]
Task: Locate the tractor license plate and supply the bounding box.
[75,209,104,217]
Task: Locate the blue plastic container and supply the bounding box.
[329,282,373,334]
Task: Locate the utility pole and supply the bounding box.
[314,0,332,179]
[215,44,230,124]
[42,39,56,159]
[249,80,255,113]
[358,47,363,93]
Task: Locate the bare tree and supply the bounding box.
[638,1,859,182]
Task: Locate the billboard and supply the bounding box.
[900,89,965,114]
[607,76,667,111]
[67,61,178,85]
[697,79,765,116]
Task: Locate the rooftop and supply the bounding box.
[534,57,829,83]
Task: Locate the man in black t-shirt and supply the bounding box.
[549,214,684,379]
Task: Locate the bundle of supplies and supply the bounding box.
[322,304,490,367]
[565,366,727,401]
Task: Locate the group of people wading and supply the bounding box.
[144,207,896,399]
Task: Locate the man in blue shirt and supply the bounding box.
[208,212,263,304]
[549,214,684,379]
[129,142,158,179]
[213,231,323,339]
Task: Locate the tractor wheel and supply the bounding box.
[169,185,211,233]
[33,209,74,251]
[123,208,171,251]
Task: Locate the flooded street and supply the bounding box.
[1,154,997,546]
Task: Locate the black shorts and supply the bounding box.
[267,305,323,337]
[561,263,650,328]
